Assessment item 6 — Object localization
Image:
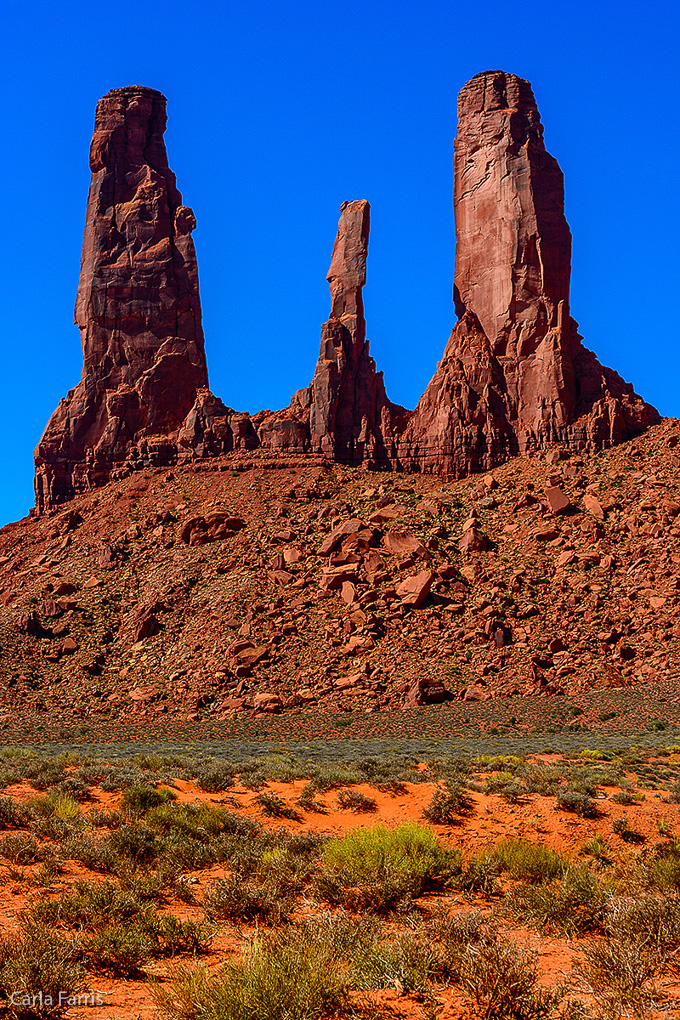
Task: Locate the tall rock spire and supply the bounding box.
[281,200,398,463]
[35,86,209,510]
[399,70,657,474]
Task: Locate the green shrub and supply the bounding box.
[203,877,290,924]
[492,839,569,884]
[581,834,611,864]
[121,785,176,814]
[508,868,607,936]
[152,930,347,1020]
[85,923,152,977]
[323,823,456,887]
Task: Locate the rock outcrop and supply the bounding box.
[35,73,658,513]
[260,200,401,464]
[35,86,211,511]
[397,70,658,476]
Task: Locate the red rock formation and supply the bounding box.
[398,70,658,475]
[261,201,402,464]
[34,74,658,514]
[35,86,210,511]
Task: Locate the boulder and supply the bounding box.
[404,678,450,706]
[396,569,434,608]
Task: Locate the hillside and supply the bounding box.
[2,419,680,742]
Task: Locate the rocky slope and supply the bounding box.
[5,419,680,733]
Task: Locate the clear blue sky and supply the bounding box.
[1,0,678,526]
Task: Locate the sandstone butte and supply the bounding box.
[34,72,658,513]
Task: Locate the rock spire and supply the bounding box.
[35,86,209,510]
[289,200,397,463]
[398,70,657,474]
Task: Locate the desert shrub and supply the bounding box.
[458,851,501,898]
[508,867,607,936]
[647,844,680,892]
[319,823,459,916]
[0,833,51,864]
[254,792,301,821]
[109,822,159,863]
[99,766,146,792]
[121,785,176,814]
[147,802,226,839]
[152,929,347,1020]
[315,868,420,916]
[303,766,363,793]
[612,817,644,843]
[579,938,657,1018]
[335,789,377,813]
[351,932,439,992]
[454,938,564,1019]
[0,796,31,830]
[297,790,328,814]
[323,823,456,888]
[555,789,598,818]
[56,777,91,801]
[492,839,569,884]
[147,916,213,958]
[429,908,495,949]
[194,763,237,793]
[203,877,290,924]
[581,833,611,864]
[24,761,66,790]
[523,766,562,797]
[423,782,473,823]
[496,780,528,804]
[85,923,152,977]
[606,895,680,958]
[24,880,155,932]
[159,832,217,871]
[611,791,637,806]
[60,834,116,873]
[0,923,85,1019]
[84,807,123,829]
[668,779,680,804]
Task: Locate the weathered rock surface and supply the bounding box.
[397,70,658,475]
[35,73,658,515]
[262,200,403,464]
[34,86,215,511]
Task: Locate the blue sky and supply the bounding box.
[1,0,678,526]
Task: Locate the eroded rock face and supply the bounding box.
[398,70,658,476]
[35,73,658,514]
[273,200,402,465]
[35,86,210,511]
